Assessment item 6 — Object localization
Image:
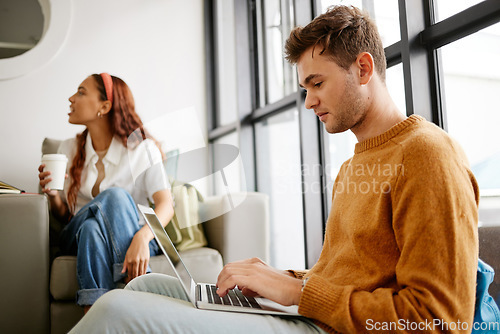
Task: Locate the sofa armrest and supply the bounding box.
[0,194,50,334]
[200,192,270,264]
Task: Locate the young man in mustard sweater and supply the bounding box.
[70,5,479,333]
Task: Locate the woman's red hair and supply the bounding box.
[67,74,163,216]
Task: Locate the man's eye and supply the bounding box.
[314,82,322,88]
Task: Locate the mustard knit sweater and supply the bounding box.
[296,115,479,333]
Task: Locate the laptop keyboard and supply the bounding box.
[206,285,261,309]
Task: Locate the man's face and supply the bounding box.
[297,47,366,134]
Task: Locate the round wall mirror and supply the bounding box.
[0,0,44,59]
[0,0,72,80]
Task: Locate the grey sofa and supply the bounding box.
[479,226,500,303]
[0,140,270,334]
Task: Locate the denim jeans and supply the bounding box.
[60,187,159,306]
[69,274,328,334]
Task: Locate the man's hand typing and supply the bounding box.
[215,258,302,306]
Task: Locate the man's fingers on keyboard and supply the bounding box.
[241,287,258,297]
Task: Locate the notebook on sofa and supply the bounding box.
[138,204,301,316]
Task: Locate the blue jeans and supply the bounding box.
[69,274,328,334]
[60,187,159,306]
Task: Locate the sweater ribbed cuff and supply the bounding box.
[298,274,344,332]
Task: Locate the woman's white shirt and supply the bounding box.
[58,133,170,218]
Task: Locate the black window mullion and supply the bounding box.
[293,0,324,268]
[204,0,217,133]
[297,94,325,268]
[234,0,257,192]
[252,93,296,122]
[425,0,447,131]
[259,0,270,106]
[384,41,402,69]
[420,0,500,50]
[398,0,440,126]
[208,122,239,141]
[424,0,446,130]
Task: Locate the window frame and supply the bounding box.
[205,0,500,268]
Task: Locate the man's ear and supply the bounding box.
[356,52,374,85]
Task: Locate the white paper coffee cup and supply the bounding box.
[42,154,68,190]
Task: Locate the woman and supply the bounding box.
[38,73,174,313]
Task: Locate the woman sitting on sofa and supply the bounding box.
[38,73,174,313]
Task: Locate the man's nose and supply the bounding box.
[304,92,318,110]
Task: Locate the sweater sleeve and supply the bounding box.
[298,135,479,333]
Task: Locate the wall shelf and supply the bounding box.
[0,41,36,50]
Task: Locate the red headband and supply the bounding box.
[100,73,113,105]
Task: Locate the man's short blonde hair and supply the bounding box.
[284,5,386,81]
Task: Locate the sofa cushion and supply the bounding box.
[161,247,223,284]
[50,248,223,300]
[202,192,270,264]
[50,256,79,300]
[50,302,84,334]
[42,138,62,155]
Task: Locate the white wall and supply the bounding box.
[0,0,208,194]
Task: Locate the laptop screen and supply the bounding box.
[143,212,194,295]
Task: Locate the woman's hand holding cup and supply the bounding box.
[39,164,58,197]
[39,154,68,196]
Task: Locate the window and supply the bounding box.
[440,22,500,226]
[371,0,400,47]
[212,132,244,195]
[320,0,361,13]
[323,129,357,213]
[255,108,305,269]
[435,0,485,21]
[319,0,400,47]
[214,0,238,126]
[386,63,406,116]
[206,0,500,268]
[257,0,297,106]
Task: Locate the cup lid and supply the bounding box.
[42,154,68,161]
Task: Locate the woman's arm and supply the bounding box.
[152,189,175,226]
[122,189,174,282]
[132,189,174,241]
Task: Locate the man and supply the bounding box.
[70,5,478,333]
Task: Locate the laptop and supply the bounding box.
[138,204,301,316]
